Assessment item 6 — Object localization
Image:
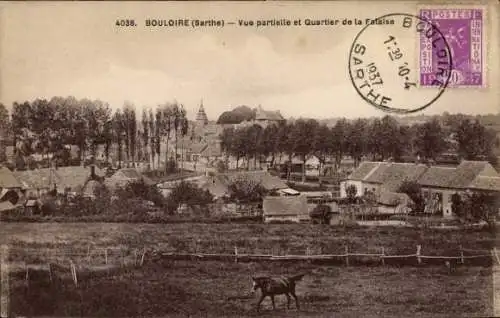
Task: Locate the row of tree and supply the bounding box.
[0,97,189,170]
[220,116,498,182]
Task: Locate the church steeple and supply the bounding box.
[196,99,208,125]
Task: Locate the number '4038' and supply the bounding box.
[116,19,136,27]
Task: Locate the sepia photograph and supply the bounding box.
[0,1,499,317]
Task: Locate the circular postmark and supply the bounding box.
[348,13,453,114]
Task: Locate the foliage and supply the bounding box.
[398,180,424,213]
[216,105,256,124]
[166,181,214,213]
[310,204,333,224]
[346,184,357,201]
[165,156,177,174]
[453,191,500,229]
[227,176,268,203]
[115,180,165,207]
[216,160,227,173]
[456,119,497,163]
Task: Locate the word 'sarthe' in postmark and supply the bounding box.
[420,8,484,88]
[349,13,453,114]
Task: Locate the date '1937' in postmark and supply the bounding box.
[419,8,484,88]
[349,13,453,115]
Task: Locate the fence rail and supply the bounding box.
[3,243,499,290]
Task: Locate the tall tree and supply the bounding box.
[456,119,497,162]
[148,109,156,169]
[112,109,124,168]
[220,127,235,169]
[155,108,162,170]
[414,119,445,162]
[160,104,172,170]
[141,109,149,164]
[0,104,9,162]
[347,119,369,167]
[179,107,189,171]
[0,103,10,136]
[172,103,181,167]
[314,124,331,178]
[291,119,319,182]
[331,119,348,171]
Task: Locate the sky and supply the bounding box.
[0,1,498,121]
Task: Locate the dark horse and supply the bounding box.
[251,274,305,311]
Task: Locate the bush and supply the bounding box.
[166,181,214,214]
[227,176,268,203]
[115,180,165,207]
[310,204,333,224]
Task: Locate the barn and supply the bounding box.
[263,195,309,223]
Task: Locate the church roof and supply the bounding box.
[196,101,209,125]
[255,105,284,121]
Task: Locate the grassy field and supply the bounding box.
[7,259,494,317]
[1,222,497,317]
[1,222,497,259]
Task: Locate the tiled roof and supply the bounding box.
[0,166,22,188]
[255,107,285,121]
[364,162,428,191]
[201,176,228,198]
[418,161,498,189]
[348,162,381,181]
[0,201,16,212]
[451,161,498,188]
[119,168,143,179]
[54,166,104,191]
[105,168,155,189]
[201,142,222,157]
[14,169,58,189]
[189,142,208,154]
[418,167,456,188]
[263,195,308,216]
[224,170,287,190]
[469,176,500,192]
[202,170,287,197]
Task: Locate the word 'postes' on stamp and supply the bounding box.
[348,13,453,114]
[419,8,484,88]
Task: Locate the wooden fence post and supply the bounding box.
[133,249,138,266]
[70,261,78,287]
[416,245,422,265]
[140,248,146,266]
[87,245,91,263]
[345,246,349,266]
[104,248,108,265]
[25,264,29,286]
[381,247,385,266]
[48,263,52,282]
[234,246,238,263]
[459,245,464,265]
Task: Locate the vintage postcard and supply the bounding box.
[0,1,499,317]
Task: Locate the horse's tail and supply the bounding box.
[288,273,306,282]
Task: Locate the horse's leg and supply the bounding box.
[286,293,291,309]
[271,295,276,310]
[256,294,265,312]
[291,291,300,310]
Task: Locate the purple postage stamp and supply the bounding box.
[419,8,484,87]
